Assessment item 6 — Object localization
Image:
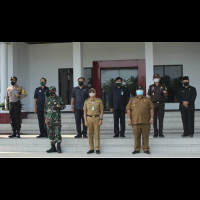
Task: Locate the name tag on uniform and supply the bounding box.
[92,106,95,111]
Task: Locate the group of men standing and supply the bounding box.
[4,73,197,155]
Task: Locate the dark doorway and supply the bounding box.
[59,68,73,105]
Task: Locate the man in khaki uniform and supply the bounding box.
[83,88,104,154]
[126,86,154,154]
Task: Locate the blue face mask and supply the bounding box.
[136,90,143,96]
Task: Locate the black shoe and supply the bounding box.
[74,135,82,138]
[9,133,16,138]
[159,134,165,138]
[46,143,57,153]
[189,135,194,138]
[87,150,94,154]
[36,135,46,138]
[16,130,21,138]
[83,135,87,138]
[181,134,188,137]
[132,151,140,154]
[57,143,62,153]
[144,151,151,154]
[113,134,119,138]
[120,134,125,138]
[153,134,158,138]
[96,150,100,154]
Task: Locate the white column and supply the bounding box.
[73,42,83,87]
[0,42,8,103]
[145,42,154,94]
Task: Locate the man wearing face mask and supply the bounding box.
[45,86,66,153]
[71,77,89,138]
[109,77,130,138]
[126,86,154,154]
[177,76,197,137]
[5,76,27,138]
[148,74,168,138]
[83,88,104,154]
[34,78,49,138]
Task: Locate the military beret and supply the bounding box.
[11,76,17,81]
[153,73,160,78]
[182,76,189,80]
[89,88,96,93]
[49,86,56,91]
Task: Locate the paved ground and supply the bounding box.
[0,133,200,158]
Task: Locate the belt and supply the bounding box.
[153,101,164,104]
[87,115,99,118]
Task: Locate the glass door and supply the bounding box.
[101,68,138,110]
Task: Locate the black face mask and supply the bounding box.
[11,81,16,86]
[116,83,121,87]
[183,82,189,86]
[79,81,84,86]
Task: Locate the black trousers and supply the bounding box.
[113,110,126,135]
[37,110,47,136]
[74,110,87,136]
[181,110,195,136]
[153,103,165,134]
[9,101,21,132]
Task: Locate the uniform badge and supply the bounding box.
[92,106,95,111]
[152,93,155,96]
[152,86,154,90]
[39,90,41,92]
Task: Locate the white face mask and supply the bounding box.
[89,93,95,97]
[154,78,160,83]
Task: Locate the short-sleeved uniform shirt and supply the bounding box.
[126,96,154,125]
[72,86,89,110]
[83,98,104,116]
[148,83,167,103]
[34,86,49,111]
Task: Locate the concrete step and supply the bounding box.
[0,135,200,154]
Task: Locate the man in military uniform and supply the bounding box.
[109,77,130,138]
[148,74,168,137]
[44,86,66,153]
[126,86,154,154]
[83,88,104,154]
[34,77,49,138]
[177,76,197,137]
[5,76,27,138]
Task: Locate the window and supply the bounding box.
[154,65,183,103]
[84,68,93,88]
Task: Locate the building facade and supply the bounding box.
[0,42,200,112]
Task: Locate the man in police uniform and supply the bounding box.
[148,74,168,137]
[34,78,49,138]
[177,76,197,137]
[83,88,104,154]
[126,86,154,154]
[109,77,130,138]
[5,76,27,138]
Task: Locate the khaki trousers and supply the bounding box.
[132,124,151,151]
[87,117,100,150]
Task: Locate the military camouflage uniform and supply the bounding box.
[44,93,66,144]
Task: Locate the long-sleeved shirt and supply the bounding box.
[109,86,130,110]
[177,86,197,110]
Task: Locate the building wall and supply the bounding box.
[153,42,200,109]
[82,42,145,67]
[29,43,73,112]
[12,42,30,111]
